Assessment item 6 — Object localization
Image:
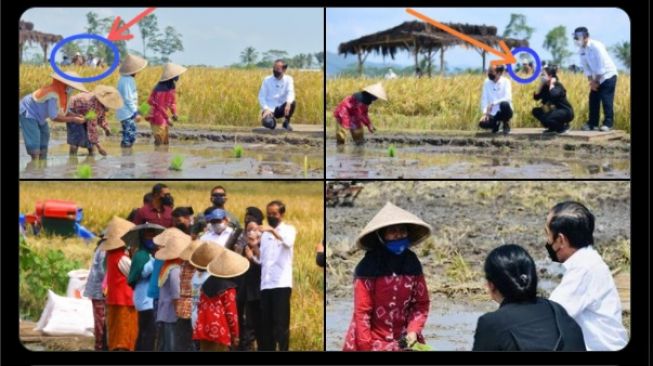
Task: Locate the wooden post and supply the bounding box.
[440,47,445,75]
[413,39,419,73]
[481,50,486,72]
[41,42,49,64]
[357,48,363,76]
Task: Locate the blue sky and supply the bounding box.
[327,8,631,70]
[21,8,324,67]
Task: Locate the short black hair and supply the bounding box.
[172,206,194,218]
[211,185,226,194]
[543,65,559,78]
[267,200,286,214]
[548,201,595,248]
[484,244,538,303]
[494,65,506,73]
[143,193,153,204]
[152,183,168,195]
[245,206,264,225]
[274,59,288,69]
[574,27,589,37]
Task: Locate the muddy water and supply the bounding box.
[20,135,324,179]
[326,145,629,179]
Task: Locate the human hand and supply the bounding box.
[405,332,417,348]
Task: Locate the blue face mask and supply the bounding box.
[144,239,155,250]
[385,237,410,255]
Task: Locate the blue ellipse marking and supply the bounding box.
[506,46,542,84]
[49,33,120,83]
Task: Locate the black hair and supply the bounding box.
[143,192,153,204]
[543,65,559,78]
[267,200,286,214]
[211,185,226,195]
[494,65,506,73]
[548,201,595,248]
[484,244,538,303]
[172,206,194,218]
[152,183,168,195]
[574,27,589,37]
[274,59,288,69]
[245,206,264,225]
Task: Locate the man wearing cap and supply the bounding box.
[258,59,296,131]
[200,208,235,247]
[259,200,297,351]
[116,54,148,148]
[66,85,123,156]
[19,72,88,161]
[333,82,387,145]
[134,183,175,228]
[573,27,618,132]
[203,185,241,232]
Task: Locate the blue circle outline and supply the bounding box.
[506,46,542,84]
[49,33,120,83]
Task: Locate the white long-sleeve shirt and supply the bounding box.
[115,75,139,121]
[480,77,512,116]
[579,39,618,84]
[258,74,295,112]
[549,246,628,351]
[199,226,234,247]
[260,222,296,290]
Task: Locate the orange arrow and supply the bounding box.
[406,8,517,66]
[107,7,156,42]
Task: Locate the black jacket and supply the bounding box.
[472,297,586,351]
[534,82,574,116]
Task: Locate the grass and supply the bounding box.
[388,144,396,157]
[327,73,631,133]
[138,102,150,116]
[19,181,324,351]
[84,110,97,121]
[75,164,93,179]
[169,155,185,171]
[233,145,244,158]
[20,65,324,127]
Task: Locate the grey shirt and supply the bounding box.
[157,266,181,323]
[83,248,106,300]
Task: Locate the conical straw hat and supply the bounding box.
[159,63,187,82]
[92,85,124,110]
[99,217,135,251]
[207,248,250,278]
[362,82,387,101]
[154,228,192,260]
[189,242,225,270]
[120,223,166,248]
[119,54,148,75]
[51,72,88,92]
[179,239,203,261]
[355,202,432,251]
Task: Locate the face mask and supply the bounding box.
[575,39,584,48]
[385,237,410,255]
[273,69,283,78]
[161,195,174,207]
[545,242,560,263]
[487,73,496,81]
[212,222,227,234]
[144,239,155,250]
[211,195,225,206]
[267,216,280,228]
[176,223,190,234]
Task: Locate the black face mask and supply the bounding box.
[161,194,174,207]
[267,216,280,228]
[488,73,496,81]
[273,70,283,78]
[545,242,560,263]
[211,195,225,207]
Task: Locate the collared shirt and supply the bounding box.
[199,226,234,247]
[157,266,181,323]
[83,247,106,300]
[258,74,295,111]
[334,95,372,130]
[480,77,512,116]
[260,222,296,290]
[19,94,59,125]
[550,246,628,351]
[579,39,618,84]
[133,203,174,228]
[116,75,139,121]
[133,256,155,311]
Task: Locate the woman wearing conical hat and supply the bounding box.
[194,247,250,351]
[99,216,138,351]
[66,85,124,156]
[333,82,387,145]
[19,72,88,161]
[342,202,431,351]
[188,241,224,347]
[115,53,148,148]
[145,63,188,146]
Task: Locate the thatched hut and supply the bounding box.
[338,21,529,75]
[19,21,63,64]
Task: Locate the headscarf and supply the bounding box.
[32,78,70,112]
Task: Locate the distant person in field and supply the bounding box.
[116,54,148,148]
[573,27,618,132]
[258,59,296,131]
[66,85,123,156]
[342,202,431,351]
[479,64,513,135]
[532,65,575,134]
[333,82,387,145]
[61,55,71,66]
[145,63,187,145]
[19,72,87,161]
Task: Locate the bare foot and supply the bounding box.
[97,145,108,156]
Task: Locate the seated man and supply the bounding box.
[479,65,513,135]
[258,59,295,131]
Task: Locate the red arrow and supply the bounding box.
[107,7,156,42]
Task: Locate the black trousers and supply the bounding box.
[588,75,617,128]
[262,102,297,128]
[135,309,156,351]
[259,288,292,351]
[245,300,263,350]
[479,101,513,131]
[532,107,574,132]
[157,322,177,352]
[175,318,195,351]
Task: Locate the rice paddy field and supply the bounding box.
[19,181,324,351]
[20,65,324,127]
[326,73,630,132]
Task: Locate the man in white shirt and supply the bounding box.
[199,208,234,247]
[545,201,628,351]
[258,59,296,131]
[478,65,513,135]
[573,27,618,132]
[259,200,296,351]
